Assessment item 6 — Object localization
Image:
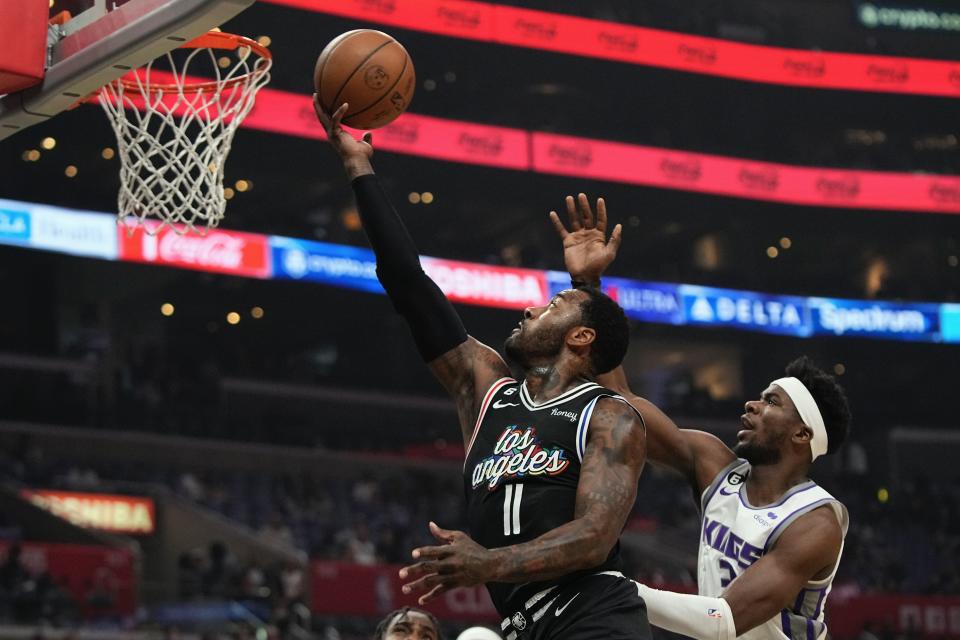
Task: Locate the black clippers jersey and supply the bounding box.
[463,376,640,617]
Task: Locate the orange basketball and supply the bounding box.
[314,29,416,130]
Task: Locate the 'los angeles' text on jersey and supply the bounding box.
[470,426,570,490]
[462,377,642,618]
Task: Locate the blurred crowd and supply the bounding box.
[0,543,77,626]
[2,433,959,597]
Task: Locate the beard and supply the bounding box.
[733,439,782,466]
[503,324,566,370]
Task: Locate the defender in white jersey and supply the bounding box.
[696,457,849,640]
[550,200,853,640]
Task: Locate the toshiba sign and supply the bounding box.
[22,489,156,534]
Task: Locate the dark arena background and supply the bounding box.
[0,0,958,639]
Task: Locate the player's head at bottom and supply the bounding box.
[504,286,629,377]
[374,607,442,640]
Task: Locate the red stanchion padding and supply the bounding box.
[0,0,49,94]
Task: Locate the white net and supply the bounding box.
[98,34,271,235]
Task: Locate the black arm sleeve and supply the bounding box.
[351,173,468,361]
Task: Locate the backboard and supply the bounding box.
[0,0,255,141]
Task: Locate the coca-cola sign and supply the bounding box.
[929,181,960,205]
[738,165,780,192]
[950,68,960,90]
[815,174,861,200]
[436,6,482,30]
[782,56,826,78]
[546,142,593,168]
[354,0,396,15]
[597,30,639,53]
[677,42,717,66]
[659,155,703,182]
[118,224,271,278]
[866,63,909,84]
[511,18,558,42]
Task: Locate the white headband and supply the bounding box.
[772,376,828,462]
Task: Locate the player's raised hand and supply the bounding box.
[549,193,622,285]
[313,96,374,163]
[398,522,494,605]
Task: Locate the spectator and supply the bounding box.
[260,512,294,547]
[201,541,239,600]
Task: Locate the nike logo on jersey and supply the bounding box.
[492,400,520,409]
[555,593,579,617]
[719,487,738,496]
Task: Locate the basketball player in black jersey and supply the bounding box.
[316,100,651,640]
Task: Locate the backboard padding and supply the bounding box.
[0,0,255,141]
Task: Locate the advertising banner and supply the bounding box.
[30,205,118,259]
[1,197,958,345]
[531,132,960,214]
[0,200,32,246]
[21,489,156,535]
[264,0,960,98]
[117,223,271,279]
[547,272,684,326]
[0,541,136,617]
[270,236,383,293]
[680,285,812,337]
[809,297,942,342]
[828,595,960,639]
[312,560,499,622]
[421,256,548,309]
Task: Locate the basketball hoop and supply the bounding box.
[97,31,271,236]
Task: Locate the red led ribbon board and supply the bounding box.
[244,85,530,169]
[532,132,960,214]
[264,0,960,98]
[109,75,960,213]
[241,86,960,214]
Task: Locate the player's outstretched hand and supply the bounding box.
[313,96,374,163]
[549,193,622,285]
[399,522,494,605]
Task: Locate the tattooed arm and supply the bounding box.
[316,99,511,445]
[488,397,647,581]
[399,398,646,602]
[428,339,515,448]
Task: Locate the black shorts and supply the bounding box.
[498,572,652,640]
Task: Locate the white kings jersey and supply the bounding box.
[698,460,849,640]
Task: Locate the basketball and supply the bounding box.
[314,29,416,130]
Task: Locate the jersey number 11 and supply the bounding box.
[503,484,523,536]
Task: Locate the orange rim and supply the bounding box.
[115,31,272,95]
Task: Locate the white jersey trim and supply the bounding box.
[463,377,516,465]
[763,497,845,552]
[736,481,818,511]
[574,394,645,462]
[518,379,602,411]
